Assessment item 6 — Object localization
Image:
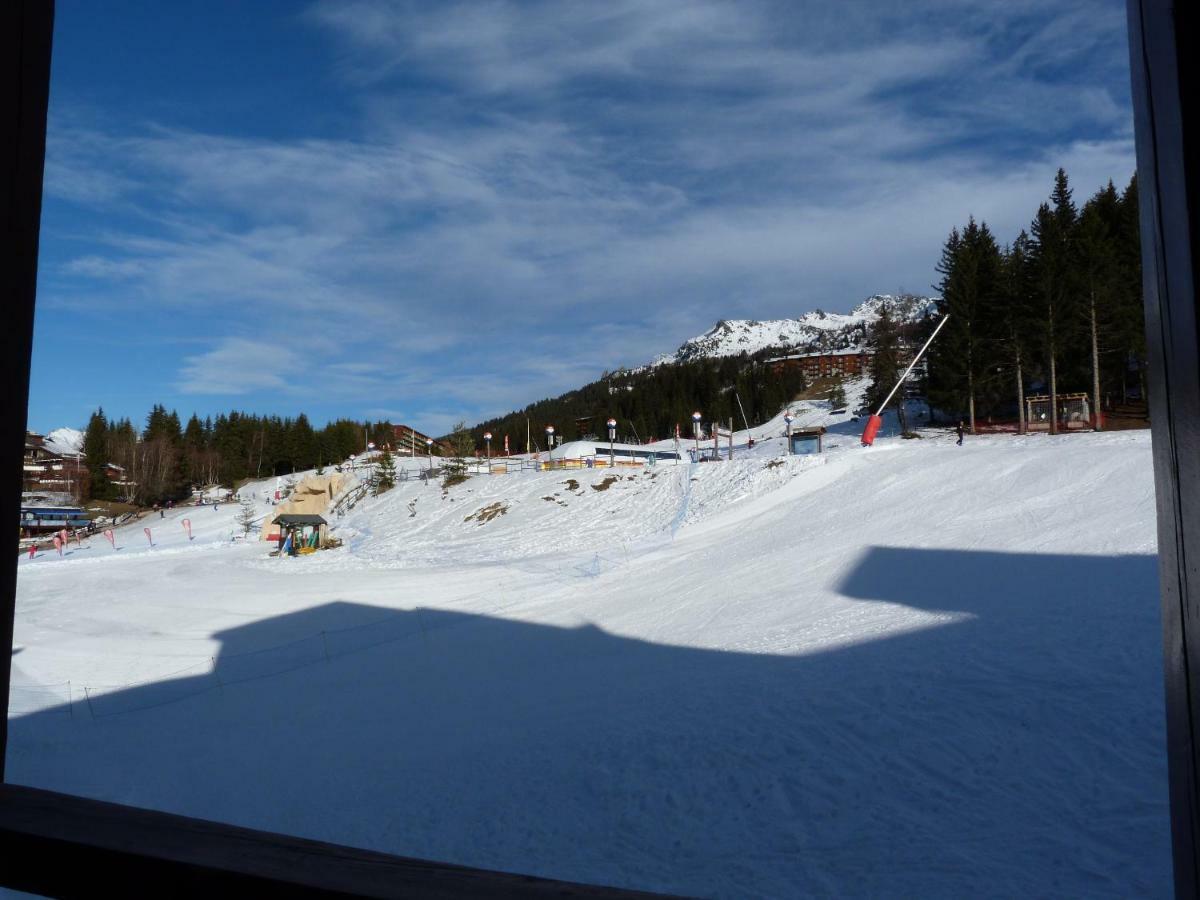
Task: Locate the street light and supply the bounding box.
[607,418,617,467]
[784,411,794,454]
[483,431,492,465]
[425,438,433,476]
[545,425,555,468]
[692,411,702,461]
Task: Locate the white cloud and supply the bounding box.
[177,339,299,395]
[43,0,1135,426]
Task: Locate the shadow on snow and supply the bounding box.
[5,548,1170,897]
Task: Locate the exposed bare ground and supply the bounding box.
[464,501,509,525]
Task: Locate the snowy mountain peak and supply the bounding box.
[44,427,85,456]
[648,294,938,368]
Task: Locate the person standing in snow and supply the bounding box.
[956,421,965,446]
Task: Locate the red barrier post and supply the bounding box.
[861,414,884,446]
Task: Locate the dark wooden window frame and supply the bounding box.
[1,0,1196,894]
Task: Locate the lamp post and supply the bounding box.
[545,425,555,468]
[607,418,617,467]
[692,411,702,461]
[784,411,794,454]
[483,431,492,465]
[426,438,433,476]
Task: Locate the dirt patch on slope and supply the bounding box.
[464,502,509,525]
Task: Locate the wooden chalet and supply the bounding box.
[767,349,870,379]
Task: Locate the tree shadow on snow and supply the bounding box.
[5,548,1171,898]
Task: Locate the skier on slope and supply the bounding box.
[956,421,965,446]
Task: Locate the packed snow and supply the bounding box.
[6,402,1169,897]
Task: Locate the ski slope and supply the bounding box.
[6,421,1169,897]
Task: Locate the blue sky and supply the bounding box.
[31,0,1135,436]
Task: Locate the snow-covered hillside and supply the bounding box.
[7,421,1168,897]
[42,427,84,456]
[648,293,937,367]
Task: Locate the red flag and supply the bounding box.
[144,527,153,547]
[182,518,192,540]
[104,528,115,548]
[53,535,63,556]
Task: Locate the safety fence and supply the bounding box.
[17,509,143,551]
[8,512,693,725]
[970,417,1101,434]
[467,458,539,475]
[547,457,647,471]
[329,478,370,518]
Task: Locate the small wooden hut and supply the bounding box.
[272,513,328,555]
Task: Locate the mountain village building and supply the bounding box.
[766,349,871,379]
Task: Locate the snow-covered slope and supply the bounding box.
[43,427,84,456]
[7,425,1167,897]
[648,293,937,367]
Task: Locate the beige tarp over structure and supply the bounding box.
[261,472,354,543]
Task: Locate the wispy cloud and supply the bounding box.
[38,0,1135,431]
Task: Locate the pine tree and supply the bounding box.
[1114,175,1146,404]
[1028,168,1079,435]
[999,234,1036,432]
[375,448,396,494]
[442,422,475,488]
[82,408,113,500]
[865,306,902,418]
[1077,182,1121,428]
[930,219,1004,432]
[236,495,258,535]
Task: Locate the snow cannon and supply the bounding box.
[861,415,884,446]
[860,313,952,448]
